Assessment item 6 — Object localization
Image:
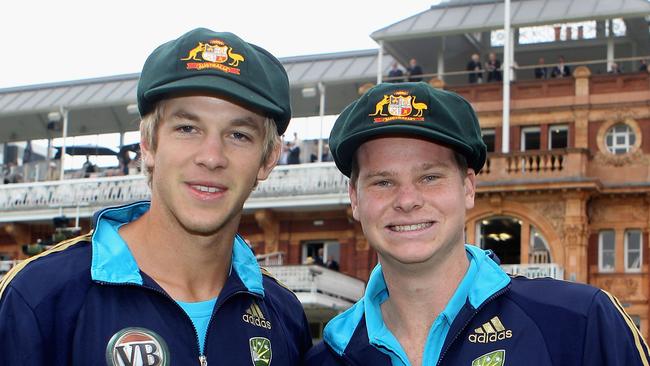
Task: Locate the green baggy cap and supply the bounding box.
[329,82,486,177]
[137,27,291,134]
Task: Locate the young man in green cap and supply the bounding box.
[0,28,311,365]
[305,82,649,366]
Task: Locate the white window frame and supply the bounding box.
[301,240,340,264]
[605,123,635,155]
[548,124,569,149]
[521,126,541,151]
[624,229,643,273]
[598,230,616,272]
[481,128,496,153]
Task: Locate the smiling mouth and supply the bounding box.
[389,222,434,232]
[190,184,223,193]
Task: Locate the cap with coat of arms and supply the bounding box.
[137,27,292,134]
[328,82,487,177]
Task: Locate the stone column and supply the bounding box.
[563,192,590,282]
[254,209,279,254]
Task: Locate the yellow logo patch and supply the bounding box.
[181,39,244,75]
[369,90,428,122]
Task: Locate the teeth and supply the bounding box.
[391,222,432,232]
[192,185,220,193]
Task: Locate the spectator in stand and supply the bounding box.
[326,256,340,271]
[406,58,423,82]
[485,52,502,82]
[639,59,648,72]
[534,57,548,79]
[286,132,302,164]
[321,143,334,162]
[117,147,131,175]
[609,62,623,75]
[551,55,571,78]
[466,53,483,84]
[387,62,405,83]
[82,155,96,178]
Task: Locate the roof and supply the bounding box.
[0,50,395,143]
[371,0,650,41]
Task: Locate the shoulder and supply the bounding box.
[304,341,344,365]
[0,234,93,306]
[506,276,600,316]
[259,267,305,315]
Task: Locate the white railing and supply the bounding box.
[0,163,348,212]
[500,263,564,280]
[265,265,365,304]
[0,260,20,276]
[256,252,285,266]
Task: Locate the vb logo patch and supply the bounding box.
[106,327,169,366]
[249,337,272,366]
[471,349,505,366]
[368,90,428,122]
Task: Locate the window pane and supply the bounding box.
[549,126,568,149]
[606,135,613,146]
[601,231,615,250]
[602,251,615,270]
[523,130,541,151]
[627,231,641,250]
[483,133,496,153]
[600,230,615,271]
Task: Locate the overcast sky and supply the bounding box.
[1,0,438,89]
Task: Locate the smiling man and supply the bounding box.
[0,28,311,365]
[304,82,649,366]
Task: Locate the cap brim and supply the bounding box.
[143,75,284,120]
[334,123,474,177]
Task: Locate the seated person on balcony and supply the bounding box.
[406,58,423,82]
[534,57,548,79]
[466,53,483,84]
[0,27,311,366]
[485,52,502,82]
[551,55,571,78]
[609,62,623,75]
[387,62,405,83]
[305,82,649,366]
[82,155,96,178]
[639,59,648,72]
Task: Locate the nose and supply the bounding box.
[194,137,228,170]
[393,183,423,212]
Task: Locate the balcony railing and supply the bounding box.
[264,265,365,308]
[0,148,596,219]
[500,263,564,280]
[479,148,588,182]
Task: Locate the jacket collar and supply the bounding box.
[90,201,264,297]
[323,244,510,358]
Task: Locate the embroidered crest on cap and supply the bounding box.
[181,39,245,75]
[249,337,272,366]
[105,327,169,366]
[368,91,428,123]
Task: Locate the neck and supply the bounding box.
[379,244,469,366]
[119,203,239,302]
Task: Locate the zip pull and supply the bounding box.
[199,355,207,366]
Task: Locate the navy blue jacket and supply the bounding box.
[305,245,650,366]
[0,202,311,365]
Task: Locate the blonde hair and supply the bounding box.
[139,101,280,186]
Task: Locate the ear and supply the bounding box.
[140,139,155,170]
[257,138,282,181]
[348,181,360,222]
[464,169,477,210]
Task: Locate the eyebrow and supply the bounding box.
[168,108,264,133]
[361,161,453,180]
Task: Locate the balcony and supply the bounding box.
[0,163,350,222]
[0,148,600,222]
[500,263,564,280]
[479,148,590,186]
[263,265,365,310]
